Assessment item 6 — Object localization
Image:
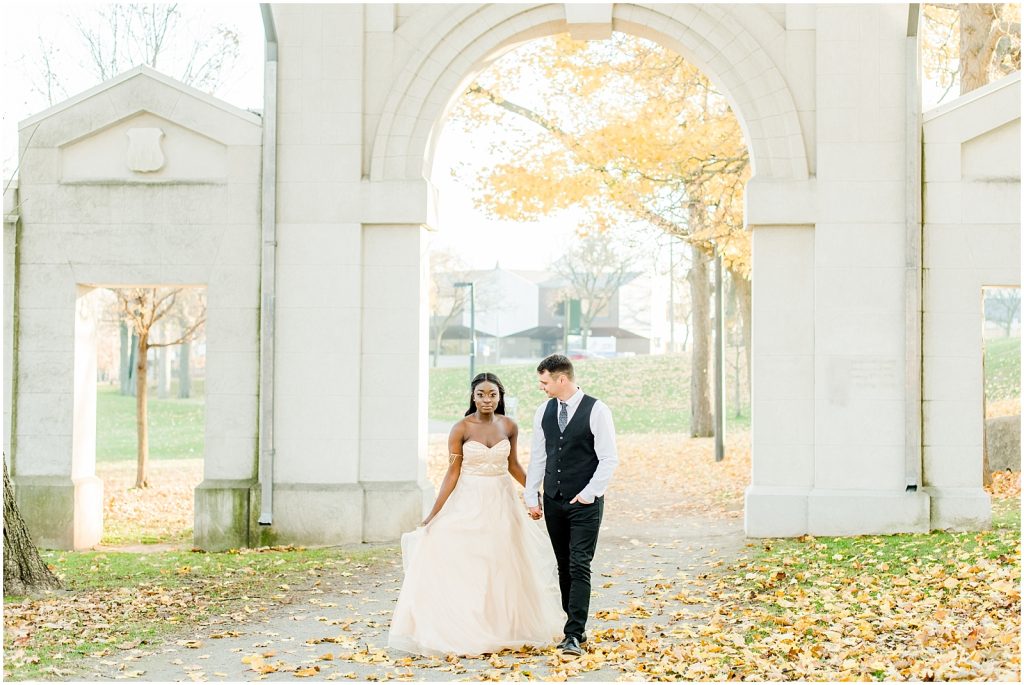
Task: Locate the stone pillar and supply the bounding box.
[193,292,260,550]
[192,150,264,551]
[744,224,816,537]
[921,291,991,530]
[260,2,369,546]
[359,224,433,541]
[13,277,102,550]
[259,219,366,546]
[194,217,263,551]
[805,3,929,534]
[70,288,103,548]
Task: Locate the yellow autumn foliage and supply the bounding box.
[447,32,752,277]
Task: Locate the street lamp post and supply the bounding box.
[714,245,726,462]
[454,281,476,384]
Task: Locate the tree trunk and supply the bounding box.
[119,321,131,395]
[1000,295,1019,337]
[135,335,150,488]
[734,340,743,418]
[126,331,139,397]
[959,3,997,94]
[178,340,191,399]
[433,330,443,368]
[689,243,713,438]
[3,459,61,595]
[732,272,753,410]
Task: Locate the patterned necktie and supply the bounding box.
[558,401,568,432]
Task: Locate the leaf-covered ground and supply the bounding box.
[3,548,389,681]
[5,431,1019,681]
[695,500,1019,682]
[96,459,202,547]
[427,431,752,523]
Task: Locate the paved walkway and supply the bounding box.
[82,500,747,682]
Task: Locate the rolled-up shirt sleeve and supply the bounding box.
[524,401,549,507]
[576,400,618,503]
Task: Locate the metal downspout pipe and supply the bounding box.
[257,3,278,526]
[904,4,923,493]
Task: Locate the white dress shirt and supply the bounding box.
[524,387,618,507]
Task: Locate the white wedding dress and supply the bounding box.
[388,439,564,656]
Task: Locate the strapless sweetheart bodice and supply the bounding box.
[460,439,511,476]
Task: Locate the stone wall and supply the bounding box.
[922,72,1021,530]
[9,67,262,549]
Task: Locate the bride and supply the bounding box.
[387,372,564,656]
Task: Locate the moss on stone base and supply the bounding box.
[193,479,254,551]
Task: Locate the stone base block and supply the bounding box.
[744,486,809,537]
[194,479,254,551]
[925,486,992,531]
[13,474,103,550]
[808,489,931,535]
[250,483,364,547]
[362,480,435,542]
[986,415,1021,472]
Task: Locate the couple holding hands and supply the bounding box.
[389,354,618,658]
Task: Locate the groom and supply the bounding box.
[525,354,618,657]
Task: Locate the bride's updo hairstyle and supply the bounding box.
[464,372,507,416]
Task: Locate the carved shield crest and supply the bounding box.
[126,127,165,172]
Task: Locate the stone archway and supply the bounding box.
[370,3,809,183]
[362,3,816,538]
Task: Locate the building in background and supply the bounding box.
[429,265,663,365]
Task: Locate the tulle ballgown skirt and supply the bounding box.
[388,473,565,656]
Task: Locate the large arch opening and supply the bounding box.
[372,4,808,184]
[385,6,810,536]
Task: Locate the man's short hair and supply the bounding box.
[537,354,575,380]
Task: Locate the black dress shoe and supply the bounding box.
[560,635,583,657]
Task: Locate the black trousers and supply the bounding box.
[543,492,604,641]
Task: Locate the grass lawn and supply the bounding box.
[985,335,1021,403]
[429,353,751,433]
[100,352,754,457]
[97,384,205,462]
[3,545,391,681]
[984,336,1021,418]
